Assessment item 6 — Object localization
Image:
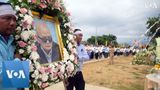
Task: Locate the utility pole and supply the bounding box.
[95,27,98,45]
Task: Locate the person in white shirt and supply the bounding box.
[66,29,89,90]
[94,46,99,59]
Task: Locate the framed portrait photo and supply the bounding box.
[32,11,64,64]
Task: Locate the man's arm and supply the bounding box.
[0,56,3,77]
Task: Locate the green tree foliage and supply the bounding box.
[87,34,118,46]
[146,16,160,38]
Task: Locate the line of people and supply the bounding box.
[85,44,142,60]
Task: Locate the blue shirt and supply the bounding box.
[103,47,109,53]
[0,35,15,75]
[0,35,17,90]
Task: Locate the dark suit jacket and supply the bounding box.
[36,42,61,64]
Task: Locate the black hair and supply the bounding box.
[0,2,11,6]
[74,29,81,33]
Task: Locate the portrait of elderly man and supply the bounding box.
[35,21,61,64]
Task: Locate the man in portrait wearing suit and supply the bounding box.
[36,22,61,64]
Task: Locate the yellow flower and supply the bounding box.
[154,64,160,70]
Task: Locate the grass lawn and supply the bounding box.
[83,56,152,90]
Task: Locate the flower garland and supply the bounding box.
[9,0,78,89]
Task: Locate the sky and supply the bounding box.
[64,0,160,44]
[1,0,160,44]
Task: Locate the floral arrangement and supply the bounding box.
[132,50,156,65]
[153,64,160,70]
[9,0,78,89]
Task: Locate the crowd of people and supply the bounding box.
[84,44,146,60]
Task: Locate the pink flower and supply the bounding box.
[41,83,48,88]
[18,41,27,47]
[45,67,52,73]
[57,72,64,79]
[46,0,51,3]
[40,0,45,2]
[39,67,46,73]
[31,0,36,3]
[31,45,37,51]
[20,8,28,14]
[52,72,58,78]
[66,11,71,16]
[74,59,78,64]
[39,3,47,8]
[32,21,35,26]
[22,21,29,29]
[57,64,62,69]
[33,35,37,40]
[54,0,61,10]
[61,8,64,12]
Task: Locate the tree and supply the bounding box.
[87,34,118,46]
[146,16,160,38]
[87,36,96,45]
[145,15,160,47]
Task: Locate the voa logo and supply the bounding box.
[6,70,26,79]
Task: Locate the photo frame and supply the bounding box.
[32,11,64,64]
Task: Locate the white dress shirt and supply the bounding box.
[77,44,90,71]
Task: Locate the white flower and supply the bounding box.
[60,65,65,74]
[33,80,37,84]
[23,14,33,25]
[29,30,36,36]
[64,34,67,36]
[41,74,48,82]
[51,67,58,73]
[38,82,42,87]
[31,70,39,78]
[30,51,39,60]
[50,75,58,81]
[66,62,74,72]
[19,49,24,54]
[15,5,20,11]
[63,48,70,60]
[27,45,31,53]
[28,41,31,44]
[35,62,41,69]
[48,63,54,68]
[21,31,30,41]
[54,63,58,66]
[64,22,70,26]
[38,74,42,78]
[30,64,34,72]
[66,40,69,43]
[27,0,31,2]
[68,42,72,49]
[68,34,73,40]
[28,10,33,16]
[69,54,75,60]
[16,26,21,31]
[18,0,22,2]
[15,35,20,40]
[19,14,24,17]
[72,48,77,55]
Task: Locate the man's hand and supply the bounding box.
[15,53,22,60]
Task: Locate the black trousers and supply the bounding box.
[66,71,85,90]
[95,53,99,59]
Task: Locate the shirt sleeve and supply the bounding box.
[0,55,3,77]
[78,45,90,62]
